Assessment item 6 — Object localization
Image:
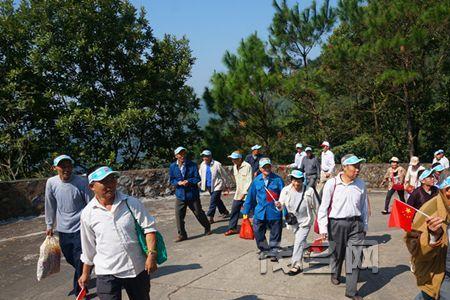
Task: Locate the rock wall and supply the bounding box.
[0,163,412,221]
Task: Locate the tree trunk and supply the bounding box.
[402,84,416,157]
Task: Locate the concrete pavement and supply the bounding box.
[0,190,418,300]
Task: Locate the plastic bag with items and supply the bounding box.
[36,236,61,281]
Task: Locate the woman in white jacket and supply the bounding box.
[279,170,319,276]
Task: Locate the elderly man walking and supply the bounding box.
[245,144,263,177]
[169,147,211,242]
[44,155,92,296]
[317,154,369,300]
[433,149,449,169]
[225,151,253,236]
[407,169,439,210]
[78,166,158,300]
[199,149,230,224]
[300,147,321,189]
[289,143,306,169]
[318,141,336,192]
[242,158,285,260]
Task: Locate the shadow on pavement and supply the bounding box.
[358,264,410,297]
[232,296,262,300]
[152,263,202,279]
[366,233,392,244]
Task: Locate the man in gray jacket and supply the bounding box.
[45,155,92,296]
[299,147,321,189]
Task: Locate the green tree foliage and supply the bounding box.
[0,0,198,180]
[204,33,290,160]
[204,0,450,163]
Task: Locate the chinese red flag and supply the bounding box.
[388,199,415,232]
[266,189,279,202]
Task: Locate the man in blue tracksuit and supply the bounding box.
[242,157,285,260]
[169,146,211,242]
[245,144,264,178]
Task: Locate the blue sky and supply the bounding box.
[130,0,337,125]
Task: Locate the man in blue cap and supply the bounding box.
[317,154,369,300]
[169,147,211,242]
[242,157,284,260]
[245,144,263,177]
[78,166,157,300]
[225,151,253,236]
[44,154,92,296]
[199,149,230,224]
[407,168,439,210]
[433,149,449,169]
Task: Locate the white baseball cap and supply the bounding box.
[321,141,330,147]
[251,145,262,151]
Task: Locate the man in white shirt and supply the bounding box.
[289,143,306,169]
[78,166,158,300]
[433,149,449,169]
[317,154,368,300]
[318,141,336,192]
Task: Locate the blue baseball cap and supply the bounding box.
[439,177,450,190]
[433,163,445,172]
[305,146,312,152]
[88,166,120,184]
[435,149,445,156]
[174,146,187,155]
[342,155,366,166]
[289,170,304,179]
[200,149,212,156]
[251,145,262,151]
[228,151,242,159]
[419,168,435,181]
[53,155,74,167]
[259,157,271,168]
[295,143,303,148]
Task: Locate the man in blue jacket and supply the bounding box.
[170,147,211,242]
[242,158,285,260]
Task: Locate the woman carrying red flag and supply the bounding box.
[405,176,450,300]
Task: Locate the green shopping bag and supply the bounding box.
[125,200,167,265]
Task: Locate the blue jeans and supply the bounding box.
[206,188,229,217]
[59,231,83,295]
[228,200,244,230]
[253,218,282,252]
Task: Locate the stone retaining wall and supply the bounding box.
[0,163,410,221]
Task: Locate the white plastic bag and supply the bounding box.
[36,236,61,281]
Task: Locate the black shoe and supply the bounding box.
[381,210,390,215]
[204,229,212,236]
[331,276,340,285]
[287,266,302,276]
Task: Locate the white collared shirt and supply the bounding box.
[317,173,368,235]
[80,191,157,278]
[321,150,335,173]
[290,151,306,169]
[433,156,449,169]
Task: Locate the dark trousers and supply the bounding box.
[253,218,282,252]
[96,270,150,300]
[329,218,365,297]
[59,231,83,295]
[228,200,244,230]
[175,198,210,238]
[206,188,229,217]
[306,174,318,188]
[384,188,405,211]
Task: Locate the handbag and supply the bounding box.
[125,200,167,265]
[284,185,306,226]
[239,218,255,240]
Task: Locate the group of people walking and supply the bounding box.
[44,143,450,300]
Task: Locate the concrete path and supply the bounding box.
[0,190,418,300]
